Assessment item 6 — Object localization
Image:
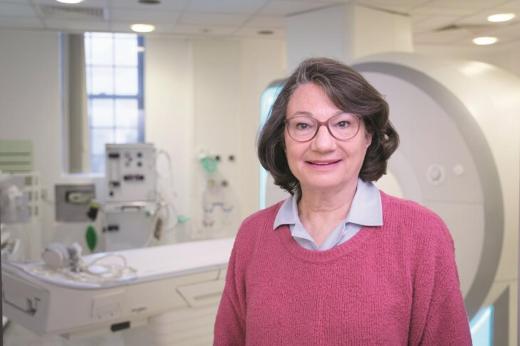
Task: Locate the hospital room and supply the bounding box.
[0,0,519,345]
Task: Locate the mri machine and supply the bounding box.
[2,53,520,345]
[353,53,519,344]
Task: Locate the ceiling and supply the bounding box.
[0,0,519,46]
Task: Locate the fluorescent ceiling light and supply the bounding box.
[487,13,515,23]
[472,36,498,45]
[131,24,155,33]
[56,0,84,3]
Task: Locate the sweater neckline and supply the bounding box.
[276,223,379,263]
[271,191,388,263]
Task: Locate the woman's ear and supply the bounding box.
[365,132,373,148]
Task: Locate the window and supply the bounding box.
[84,33,145,173]
[470,305,494,346]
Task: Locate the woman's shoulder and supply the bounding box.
[379,191,452,242]
[240,201,284,229]
[233,200,284,244]
[380,191,443,222]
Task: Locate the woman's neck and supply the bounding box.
[299,180,357,214]
[297,180,358,245]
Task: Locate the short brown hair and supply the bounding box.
[257,57,399,195]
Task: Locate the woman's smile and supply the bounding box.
[305,159,342,169]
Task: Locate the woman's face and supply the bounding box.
[284,83,372,194]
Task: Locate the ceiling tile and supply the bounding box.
[495,0,520,11]
[244,15,285,28]
[234,26,285,39]
[359,0,426,4]
[413,15,460,32]
[411,8,477,16]
[167,23,204,35]
[0,0,31,3]
[356,0,426,13]
[0,16,42,29]
[192,26,237,35]
[179,13,247,26]
[487,22,520,39]
[410,1,484,17]
[413,29,472,44]
[44,18,110,32]
[109,8,180,24]
[109,0,189,11]
[0,2,36,17]
[173,24,237,35]
[260,1,335,16]
[186,0,268,14]
[427,0,506,8]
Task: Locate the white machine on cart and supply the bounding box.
[2,238,233,345]
[103,143,164,251]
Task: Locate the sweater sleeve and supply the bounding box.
[408,215,472,346]
[214,238,247,345]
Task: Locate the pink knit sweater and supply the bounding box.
[214,192,472,345]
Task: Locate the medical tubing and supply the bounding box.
[57,253,137,284]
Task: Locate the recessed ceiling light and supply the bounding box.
[472,36,498,45]
[131,24,155,33]
[56,0,84,3]
[487,13,516,23]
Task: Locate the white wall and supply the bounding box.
[0,29,63,255]
[238,38,286,216]
[191,38,242,233]
[192,37,286,224]
[0,30,63,188]
[145,36,194,222]
[146,35,286,235]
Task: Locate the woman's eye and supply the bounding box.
[296,123,310,130]
[336,121,350,128]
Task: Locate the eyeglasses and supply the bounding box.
[285,113,361,142]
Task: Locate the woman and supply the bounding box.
[214,58,471,345]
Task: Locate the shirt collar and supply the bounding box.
[273,178,383,230]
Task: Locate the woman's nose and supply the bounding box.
[311,125,336,151]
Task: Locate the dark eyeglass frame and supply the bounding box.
[284,113,362,142]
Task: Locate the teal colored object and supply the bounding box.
[200,157,218,174]
[177,215,190,224]
[85,225,97,252]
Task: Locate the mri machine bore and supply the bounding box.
[352,53,520,334]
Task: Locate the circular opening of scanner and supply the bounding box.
[354,58,504,320]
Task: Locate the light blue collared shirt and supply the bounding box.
[273,179,383,251]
